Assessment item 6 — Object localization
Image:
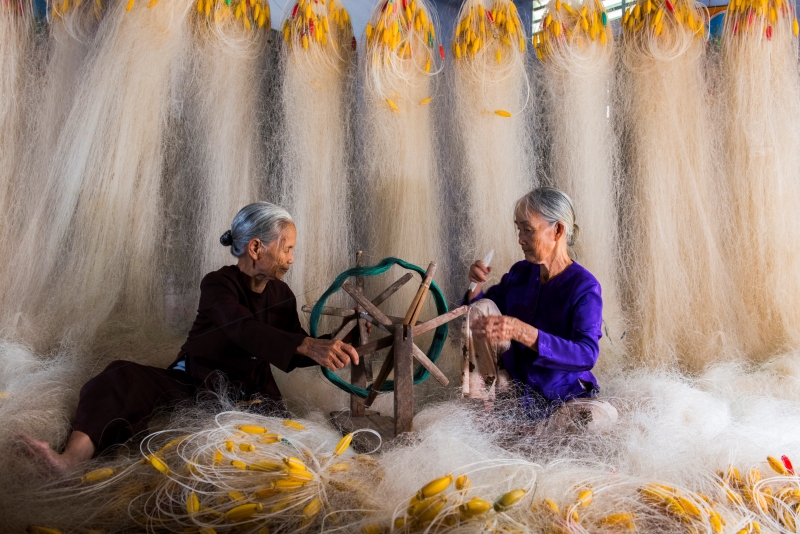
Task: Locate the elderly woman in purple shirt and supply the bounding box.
[464,187,616,430]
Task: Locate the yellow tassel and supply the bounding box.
[251,460,283,472]
[239,443,255,452]
[225,440,234,452]
[229,491,246,502]
[80,468,115,484]
[149,456,170,475]
[600,513,635,526]
[494,109,512,117]
[494,489,526,511]
[237,425,266,435]
[260,433,281,444]
[455,474,470,490]
[577,489,592,506]
[544,499,560,514]
[459,497,491,517]
[226,503,263,521]
[329,462,350,472]
[709,510,724,533]
[496,49,502,63]
[186,492,200,514]
[793,18,798,36]
[287,468,315,481]
[231,460,247,470]
[414,495,447,523]
[303,497,322,517]
[425,59,431,72]
[254,487,279,500]
[768,456,790,476]
[678,496,701,518]
[125,0,134,10]
[416,474,453,500]
[283,457,308,471]
[273,478,308,491]
[386,98,400,113]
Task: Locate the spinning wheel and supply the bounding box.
[303,254,468,437]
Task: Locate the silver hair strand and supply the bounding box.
[221,202,294,258]
[515,187,579,247]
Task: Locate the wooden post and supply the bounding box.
[351,252,367,417]
[394,324,414,435]
[365,262,437,408]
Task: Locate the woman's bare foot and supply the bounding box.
[18,434,71,474]
[18,431,95,475]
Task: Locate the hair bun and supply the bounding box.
[220,230,233,247]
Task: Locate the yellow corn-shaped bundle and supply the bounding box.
[237,425,267,434]
[459,497,492,518]
[533,0,611,60]
[619,0,705,40]
[365,0,441,101]
[195,0,271,32]
[80,467,115,484]
[226,502,263,520]
[722,0,798,41]
[494,488,526,512]
[282,0,354,62]
[283,420,305,431]
[334,433,353,456]
[452,0,525,63]
[415,473,453,500]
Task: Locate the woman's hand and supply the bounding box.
[297,338,360,371]
[468,260,492,300]
[473,315,539,350]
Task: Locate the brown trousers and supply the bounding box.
[72,360,198,453]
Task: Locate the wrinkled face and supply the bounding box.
[254,224,296,280]
[515,208,559,264]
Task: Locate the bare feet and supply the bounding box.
[18,434,71,475]
[18,431,95,476]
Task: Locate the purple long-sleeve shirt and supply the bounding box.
[469,260,603,405]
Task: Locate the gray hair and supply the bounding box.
[515,187,579,247]
[220,202,295,257]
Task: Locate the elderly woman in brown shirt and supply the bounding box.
[23,202,358,473]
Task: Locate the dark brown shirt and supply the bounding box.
[174,265,316,401]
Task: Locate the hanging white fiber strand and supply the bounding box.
[450,0,533,284]
[616,0,738,370]
[14,0,101,225]
[360,0,444,314]
[717,0,800,360]
[188,0,270,311]
[2,0,194,349]
[537,0,625,363]
[0,0,34,296]
[279,0,355,318]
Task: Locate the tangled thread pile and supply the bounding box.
[8,358,800,533]
[3,0,800,530]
